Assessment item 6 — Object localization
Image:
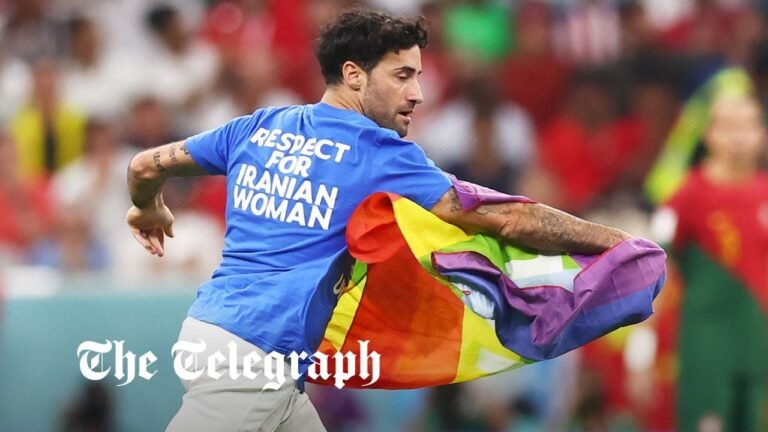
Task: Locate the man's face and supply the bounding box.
[706,98,766,164]
[360,46,424,137]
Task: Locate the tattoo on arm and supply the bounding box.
[524,205,576,247]
[169,144,178,164]
[129,141,207,209]
[512,203,628,253]
[437,187,628,253]
[152,151,166,172]
[447,189,505,216]
[474,206,490,216]
[449,189,463,212]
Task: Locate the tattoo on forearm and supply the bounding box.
[527,205,575,246]
[181,142,190,155]
[442,187,626,253]
[516,204,628,253]
[449,189,463,212]
[153,151,166,172]
[169,144,178,163]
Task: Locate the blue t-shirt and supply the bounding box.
[185,102,451,363]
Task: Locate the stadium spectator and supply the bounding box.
[49,119,134,274]
[8,58,86,180]
[0,36,31,124]
[2,0,63,62]
[26,209,109,274]
[199,0,275,66]
[618,0,658,57]
[553,0,622,66]
[522,68,646,214]
[0,130,51,259]
[60,15,143,121]
[418,73,535,194]
[124,96,180,150]
[272,0,352,101]
[184,50,301,135]
[660,0,743,57]
[442,0,514,64]
[499,0,570,129]
[723,7,763,67]
[143,4,220,110]
[409,1,453,115]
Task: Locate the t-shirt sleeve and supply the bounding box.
[185,114,255,175]
[369,132,452,209]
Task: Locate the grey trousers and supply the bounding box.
[166,317,326,432]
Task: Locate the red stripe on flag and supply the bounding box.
[315,193,465,388]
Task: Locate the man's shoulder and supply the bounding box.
[255,103,308,119]
[378,133,431,157]
[237,104,309,133]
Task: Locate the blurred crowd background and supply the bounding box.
[1,0,767,431]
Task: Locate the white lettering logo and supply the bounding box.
[77,340,157,386]
[77,339,380,390]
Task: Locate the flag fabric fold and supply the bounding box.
[309,181,667,389]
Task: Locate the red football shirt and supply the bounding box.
[665,168,768,313]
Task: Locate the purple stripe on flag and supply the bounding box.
[569,254,595,268]
[432,238,667,360]
[449,175,534,211]
[573,238,666,307]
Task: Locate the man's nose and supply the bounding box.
[407,80,424,105]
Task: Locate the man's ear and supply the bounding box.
[341,61,365,91]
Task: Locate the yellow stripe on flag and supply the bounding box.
[322,276,367,350]
[392,198,473,259]
[453,306,524,383]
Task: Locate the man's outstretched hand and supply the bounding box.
[126,199,175,257]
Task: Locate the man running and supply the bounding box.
[126,10,630,432]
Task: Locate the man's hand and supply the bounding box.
[126,198,175,257]
[126,140,207,256]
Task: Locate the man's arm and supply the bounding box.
[126,140,208,256]
[431,188,631,255]
[128,141,208,208]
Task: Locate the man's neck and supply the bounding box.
[320,87,364,115]
[703,157,758,185]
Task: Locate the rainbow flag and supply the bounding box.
[309,180,667,389]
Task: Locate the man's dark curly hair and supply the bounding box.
[316,10,429,86]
